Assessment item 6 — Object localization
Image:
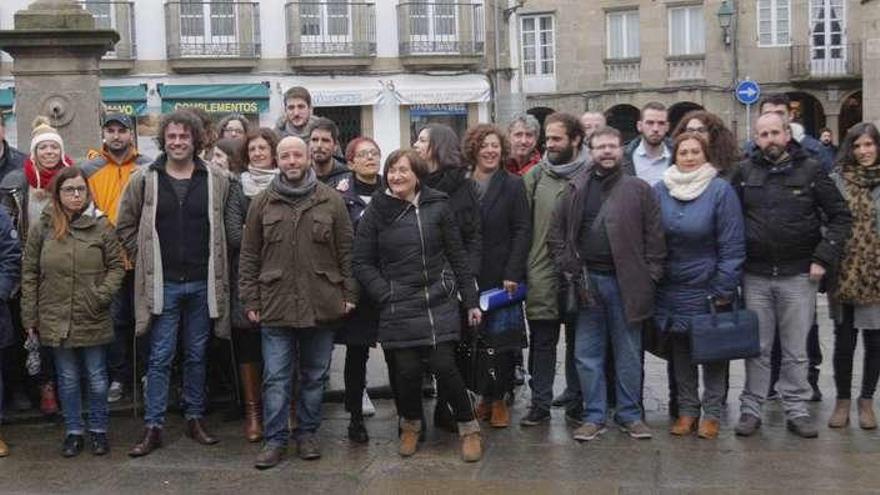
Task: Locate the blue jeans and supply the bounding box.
[53,345,109,434]
[575,272,644,425]
[261,326,334,448]
[144,280,211,428]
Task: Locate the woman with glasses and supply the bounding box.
[21,167,125,457]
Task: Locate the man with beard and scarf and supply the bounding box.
[240,135,356,469]
[732,112,851,439]
[519,112,590,426]
[548,126,665,441]
[309,118,352,191]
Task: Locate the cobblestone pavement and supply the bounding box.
[2,301,879,494]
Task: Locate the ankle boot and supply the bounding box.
[858,398,877,430]
[399,419,420,457]
[475,400,490,421]
[828,399,851,428]
[670,416,698,436]
[460,432,483,462]
[489,400,510,428]
[239,363,263,442]
[0,432,8,457]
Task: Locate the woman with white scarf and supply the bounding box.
[653,132,746,439]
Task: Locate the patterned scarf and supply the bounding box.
[837,162,880,304]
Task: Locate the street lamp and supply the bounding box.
[717,0,734,46]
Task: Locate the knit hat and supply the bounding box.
[29,116,65,159]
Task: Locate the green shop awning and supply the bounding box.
[158,83,270,114]
[101,85,147,116]
[0,88,14,109]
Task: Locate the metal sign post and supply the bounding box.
[735,79,761,139]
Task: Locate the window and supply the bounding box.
[84,1,113,29]
[521,14,555,76]
[606,10,640,59]
[668,6,705,56]
[758,0,791,46]
[301,1,351,39]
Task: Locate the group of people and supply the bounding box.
[0,86,878,471]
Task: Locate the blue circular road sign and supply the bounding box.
[735,80,761,105]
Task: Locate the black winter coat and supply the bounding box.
[424,167,482,283]
[336,180,382,346]
[476,171,531,290]
[732,141,852,277]
[353,186,478,350]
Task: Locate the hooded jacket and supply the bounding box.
[81,146,152,225]
[353,186,478,349]
[21,204,124,347]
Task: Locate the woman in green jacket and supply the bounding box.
[21,166,125,457]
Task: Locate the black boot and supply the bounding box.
[61,434,84,458]
[348,416,369,444]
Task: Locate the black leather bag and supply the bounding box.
[689,292,760,365]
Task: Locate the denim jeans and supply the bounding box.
[740,273,817,420]
[526,319,562,412]
[144,280,211,428]
[53,345,109,434]
[575,272,644,425]
[262,326,334,448]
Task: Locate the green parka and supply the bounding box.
[21,205,125,347]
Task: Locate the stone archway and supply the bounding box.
[838,90,863,138]
[605,104,640,144]
[786,91,826,137]
[668,101,705,135]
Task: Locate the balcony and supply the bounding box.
[397,2,484,69]
[790,43,862,81]
[285,1,376,70]
[604,58,640,85]
[666,55,705,82]
[80,1,136,72]
[165,1,261,73]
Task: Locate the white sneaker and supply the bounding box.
[107,381,123,403]
[362,390,376,417]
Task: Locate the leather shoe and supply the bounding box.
[129,427,162,457]
[61,434,84,458]
[254,445,285,470]
[186,419,219,445]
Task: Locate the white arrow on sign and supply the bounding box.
[738,87,757,98]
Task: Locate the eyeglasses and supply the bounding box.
[685,126,708,134]
[355,149,380,159]
[60,186,87,196]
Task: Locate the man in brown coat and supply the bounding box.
[548,126,665,442]
[240,135,356,470]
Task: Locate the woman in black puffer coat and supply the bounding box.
[353,149,483,462]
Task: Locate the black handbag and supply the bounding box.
[689,291,760,365]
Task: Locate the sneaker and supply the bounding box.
[362,390,376,417]
[786,416,819,438]
[619,420,652,439]
[89,432,109,456]
[734,414,762,437]
[572,422,606,442]
[519,408,551,427]
[296,434,321,460]
[107,381,124,403]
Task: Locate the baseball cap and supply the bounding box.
[102,113,133,129]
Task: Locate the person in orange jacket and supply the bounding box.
[81,113,151,404]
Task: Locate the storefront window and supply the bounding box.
[409,103,468,141]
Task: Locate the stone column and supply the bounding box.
[0,0,118,160]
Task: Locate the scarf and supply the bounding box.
[541,145,590,179]
[271,168,317,200]
[241,166,279,197]
[836,163,880,304]
[24,156,71,190]
[662,162,717,201]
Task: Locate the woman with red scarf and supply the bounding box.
[0,116,72,417]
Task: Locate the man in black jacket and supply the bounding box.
[733,112,852,439]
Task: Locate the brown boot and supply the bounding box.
[239,363,263,442]
[0,433,8,457]
[460,432,483,462]
[858,398,877,430]
[475,400,490,421]
[186,419,219,445]
[669,415,698,436]
[399,419,420,457]
[828,399,851,428]
[698,419,720,439]
[128,427,162,457]
[489,400,510,428]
